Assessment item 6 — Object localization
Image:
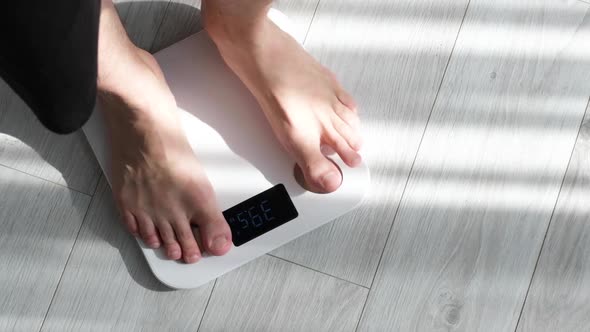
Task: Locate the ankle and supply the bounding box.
[97,67,176,128]
[202,0,270,43]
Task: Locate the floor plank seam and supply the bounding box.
[364,0,473,294]
[513,95,590,332]
[0,162,93,197]
[83,142,103,198]
[195,279,218,332]
[265,253,370,289]
[37,175,103,331]
[353,1,473,330]
[88,170,102,199]
[28,195,60,331]
[302,0,321,44]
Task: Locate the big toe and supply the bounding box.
[303,160,342,193]
[294,142,342,193]
[193,211,233,256]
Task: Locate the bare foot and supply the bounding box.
[204,4,362,193]
[97,0,232,263]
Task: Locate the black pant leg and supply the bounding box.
[0,0,100,134]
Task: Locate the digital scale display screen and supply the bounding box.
[223,184,298,246]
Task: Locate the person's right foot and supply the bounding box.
[204,1,363,193]
[97,0,232,263]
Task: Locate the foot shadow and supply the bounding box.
[0,1,207,292]
[0,81,101,196]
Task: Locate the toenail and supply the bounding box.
[321,145,336,155]
[211,235,228,251]
[352,155,362,166]
[187,253,200,262]
[321,171,340,189]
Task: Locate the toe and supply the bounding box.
[192,209,232,256]
[122,210,139,237]
[334,103,361,130]
[291,137,342,193]
[156,222,182,260]
[332,115,363,151]
[336,89,358,112]
[326,71,357,111]
[136,212,161,248]
[324,128,362,168]
[172,220,201,263]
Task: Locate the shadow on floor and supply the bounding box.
[0,1,205,292]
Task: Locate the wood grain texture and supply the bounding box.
[151,0,318,53]
[198,255,368,332]
[151,0,204,53]
[517,106,590,331]
[113,0,132,21]
[116,0,171,50]
[358,0,590,331]
[0,79,101,194]
[271,0,470,286]
[41,177,213,332]
[273,0,321,43]
[0,165,90,332]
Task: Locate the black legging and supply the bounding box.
[0,0,100,134]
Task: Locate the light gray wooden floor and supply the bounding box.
[1,0,590,331]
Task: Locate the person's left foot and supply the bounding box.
[96,0,232,263]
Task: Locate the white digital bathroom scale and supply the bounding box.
[83,10,370,289]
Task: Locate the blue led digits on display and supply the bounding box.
[223,184,298,246]
[231,201,275,229]
[247,206,262,227]
[261,200,274,222]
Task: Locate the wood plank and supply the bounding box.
[0,165,90,332]
[271,0,470,286]
[198,255,368,332]
[516,103,590,331]
[0,79,101,195]
[150,0,204,53]
[358,0,590,330]
[273,0,321,43]
[112,0,132,22]
[151,0,318,53]
[116,0,171,51]
[41,177,213,331]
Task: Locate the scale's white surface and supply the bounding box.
[83,10,370,289]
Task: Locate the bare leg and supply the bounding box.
[97,0,232,263]
[203,0,362,193]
